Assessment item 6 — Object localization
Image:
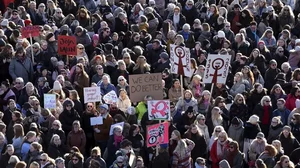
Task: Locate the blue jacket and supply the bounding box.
[272,108,291,125]
[99,82,117,96]
[21,142,31,161]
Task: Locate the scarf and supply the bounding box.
[262,105,270,125]
[114,135,123,147]
[227,149,238,166]
[217,140,227,160]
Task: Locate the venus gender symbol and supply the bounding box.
[174,46,186,75]
[210,58,224,84]
[151,101,168,118]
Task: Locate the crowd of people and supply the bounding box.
[0,0,300,167]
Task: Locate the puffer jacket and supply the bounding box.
[74,29,92,48]
[267,123,283,144]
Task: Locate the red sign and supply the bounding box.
[21,26,40,38]
[146,122,169,147]
[58,35,77,55]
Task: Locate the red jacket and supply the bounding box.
[285,94,299,111]
[210,139,230,168]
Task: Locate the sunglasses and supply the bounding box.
[41,159,47,162]
[72,159,78,161]
[292,118,296,120]
[78,48,84,50]
[88,105,93,108]
[53,124,59,126]
[265,100,270,102]
[97,68,103,70]
[229,146,234,149]
[215,130,221,132]
[66,104,72,107]
[119,79,124,81]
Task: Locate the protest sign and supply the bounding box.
[58,35,77,55]
[148,100,170,120]
[103,90,118,104]
[109,122,125,135]
[44,94,56,109]
[203,54,231,84]
[21,26,40,38]
[84,87,101,103]
[170,44,192,77]
[90,116,103,126]
[129,73,163,102]
[146,122,169,147]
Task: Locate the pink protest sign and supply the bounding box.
[146,122,169,147]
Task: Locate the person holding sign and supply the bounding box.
[93,104,113,156]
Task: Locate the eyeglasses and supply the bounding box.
[215,130,221,132]
[72,159,78,161]
[284,161,289,163]
[97,68,103,70]
[78,48,84,50]
[35,104,40,106]
[41,159,47,162]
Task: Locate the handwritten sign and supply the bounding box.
[21,26,40,38]
[146,122,169,147]
[44,94,56,109]
[148,100,170,120]
[103,90,118,104]
[203,54,231,84]
[90,116,103,126]
[109,122,125,135]
[129,73,163,102]
[84,87,101,103]
[170,44,192,77]
[58,35,77,55]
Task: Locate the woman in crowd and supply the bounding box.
[127,124,144,157]
[168,79,184,104]
[172,138,195,168]
[274,155,295,168]
[226,141,244,168]
[267,117,283,144]
[258,144,278,168]
[46,120,66,147]
[248,132,268,167]
[117,89,131,114]
[229,93,248,122]
[211,131,231,168]
[279,126,300,156]
[20,131,36,160]
[253,96,273,136]
[12,124,24,157]
[176,90,198,112]
[0,144,14,167]
[106,126,124,166]
[116,76,129,96]
[47,134,68,159]
[24,142,43,165]
[183,124,207,161]
[67,120,86,154]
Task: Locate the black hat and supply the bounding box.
[104,43,114,51]
[95,47,104,55]
[46,32,54,41]
[120,139,132,148]
[186,106,194,113]
[7,3,14,9]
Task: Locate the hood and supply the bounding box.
[149,18,159,26]
[231,118,243,129]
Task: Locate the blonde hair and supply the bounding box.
[173,139,187,158]
[8,155,20,164]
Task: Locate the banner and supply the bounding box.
[90,116,103,126]
[146,122,169,147]
[170,44,192,77]
[103,90,118,104]
[44,94,56,109]
[84,87,101,103]
[148,100,170,120]
[58,35,77,55]
[21,26,40,38]
[203,54,231,84]
[129,73,163,102]
[109,122,125,135]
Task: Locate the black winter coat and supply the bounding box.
[244,122,261,139]
[59,109,81,135]
[47,144,68,159]
[229,103,248,122]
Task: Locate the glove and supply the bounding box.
[94,128,100,133]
